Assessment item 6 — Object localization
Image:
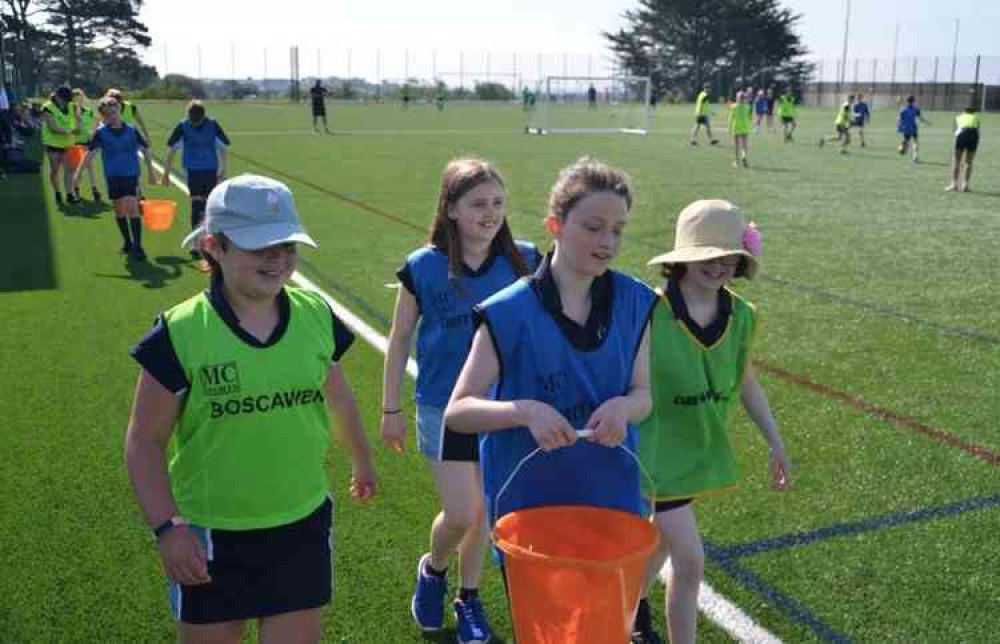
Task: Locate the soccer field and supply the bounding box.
[2,100,998,643]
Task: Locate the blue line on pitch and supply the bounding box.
[705,541,854,643]
[758,275,1000,346]
[624,232,999,346]
[715,492,1000,560]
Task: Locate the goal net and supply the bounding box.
[526,76,652,135]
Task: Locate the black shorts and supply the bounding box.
[106,175,139,200]
[171,497,333,624]
[442,425,479,462]
[955,128,979,153]
[695,115,709,125]
[852,117,866,128]
[781,116,795,124]
[654,498,693,513]
[836,124,849,135]
[901,131,917,142]
[187,170,218,199]
[312,104,326,117]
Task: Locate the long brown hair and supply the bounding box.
[428,157,530,281]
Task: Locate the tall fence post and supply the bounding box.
[932,56,939,110]
[972,54,981,109]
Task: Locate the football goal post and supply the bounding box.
[526,75,652,135]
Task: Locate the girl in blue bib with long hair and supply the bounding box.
[381,158,540,644]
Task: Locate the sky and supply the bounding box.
[139,0,1000,82]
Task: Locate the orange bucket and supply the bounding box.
[494,505,659,644]
[66,145,87,170]
[142,199,177,231]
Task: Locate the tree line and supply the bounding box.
[605,0,814,100]
[2,0,155,97]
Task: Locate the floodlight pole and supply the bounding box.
[838,0,851,87]
[949,19,959,83]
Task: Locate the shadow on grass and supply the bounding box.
[965,190,1000,199]
[0,171,58,292]
[60,200,108,219]
[94,255,187,289]
[421,630,509,644]
[747,166,796,173]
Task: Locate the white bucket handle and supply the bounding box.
[493,429,657,525]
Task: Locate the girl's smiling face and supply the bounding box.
[205,236,298,301]
[449,179,506,247]
[683,255,740,291]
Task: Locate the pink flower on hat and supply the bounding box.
[742,221,762,257]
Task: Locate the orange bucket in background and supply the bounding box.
[141,199,177,231]
[66,145,87,170]
[493,504,659,644]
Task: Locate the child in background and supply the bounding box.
[161,100,232,265]
[852,92,871,148]
[382,158,540,644]
[897,95,932,163]
[946,107,981,192]
[40,86,79,205]
[753,90,768,133]
[73,97,157,261]
[632,200,791,644]
[819,94,853,155]
[71,88,101,202]
[729,91,752,168]
[690,83,720,146]
[777,90,797,142]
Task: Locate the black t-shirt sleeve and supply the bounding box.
[129,315,189,394]
[214,122,231,146]
[329,307,355,362]
[396,263,416,295]
[166,123,184,147]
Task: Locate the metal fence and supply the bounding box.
[150,44,621,96]
[805,55,1000,111]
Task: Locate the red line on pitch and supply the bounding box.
[232,150,428,233]
[754,359,1000,468]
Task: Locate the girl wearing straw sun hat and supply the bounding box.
[631,199,791,644]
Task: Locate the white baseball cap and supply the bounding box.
[182,174,317,250]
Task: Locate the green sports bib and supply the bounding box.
[41,101,76,149]
[164,287,335,529]
[731,103,751,135]
[76,106,95,144]
[639,286,757,500]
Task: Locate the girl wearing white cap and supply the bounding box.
[631,200,791,644]
[125,174,377,643]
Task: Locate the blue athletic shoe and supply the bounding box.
[410,553,447,631]
[455,596,492,644]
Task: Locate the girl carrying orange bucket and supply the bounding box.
[445,157,658,643]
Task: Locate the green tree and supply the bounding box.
[43,0,150,87]
[605,0,813,98]
[474,81,514,101]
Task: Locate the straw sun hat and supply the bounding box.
[646,199,761,279]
